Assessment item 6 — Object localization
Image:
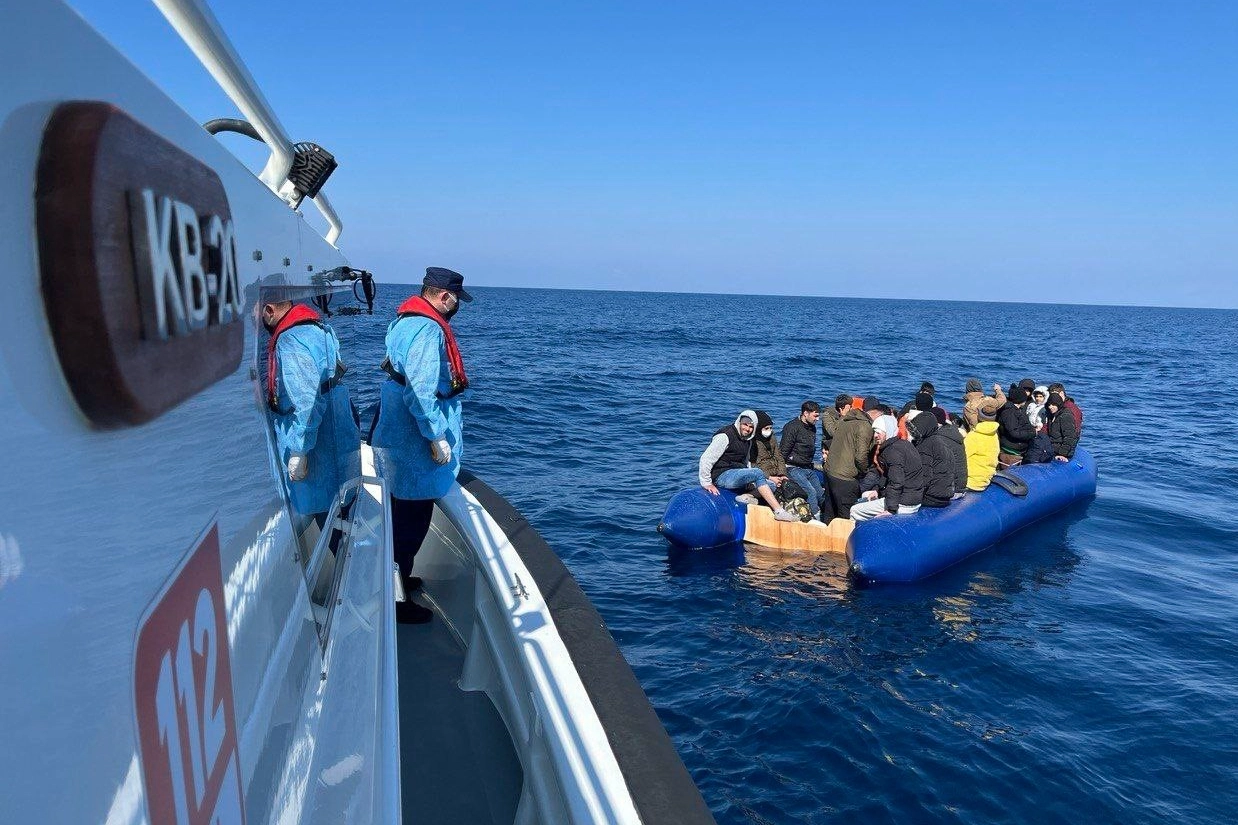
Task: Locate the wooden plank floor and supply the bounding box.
[742,505,854,553]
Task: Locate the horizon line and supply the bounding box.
[378,282,1236,312]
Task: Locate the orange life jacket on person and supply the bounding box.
[394,295,469,397]
[265,303,323,411]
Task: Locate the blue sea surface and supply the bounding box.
[332,285,1238,824]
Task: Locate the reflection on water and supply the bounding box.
[667,500,1087,643]
[734,545,850,604]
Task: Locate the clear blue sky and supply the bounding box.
[73,1,1238,308]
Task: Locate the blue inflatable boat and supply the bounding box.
[658,449,1097,583]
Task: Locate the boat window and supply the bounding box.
[254,279,362,637]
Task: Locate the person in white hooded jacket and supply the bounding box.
[699,410,800,522]
[1025,385,1049,432]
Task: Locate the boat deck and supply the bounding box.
[397,595,523,825]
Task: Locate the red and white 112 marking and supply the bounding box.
[134,524,246,825]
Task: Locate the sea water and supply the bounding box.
[331,285,1238,824]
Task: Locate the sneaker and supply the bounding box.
[774,508,799,522]
[396,600,433,624]
[735,493,758,505]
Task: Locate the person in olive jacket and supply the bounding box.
[1043,393,1079,460]
[824,397,877,519]
[906,410,955,508]
[752,409,789,487]
[819,394,850,457]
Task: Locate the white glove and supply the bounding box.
[287,453,308,482]
[430,438,452,465]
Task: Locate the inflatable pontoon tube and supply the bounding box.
[847,448,1097,582]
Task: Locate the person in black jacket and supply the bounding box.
[996,386,1037,467]
[851,415,925,521]
[1043,393,1079,461]
[932,408,968,498]
[906,410,955,507]
[899,383,944,418]
[780,400,829,520]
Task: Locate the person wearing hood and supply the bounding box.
[372,267,473,624]
[851,415,925,521]
[752,409,789,487]
[781,400,828,520]
[995,385,1038,467]
[824,396,878,519]
[1048,382,1084,434]
[699,410,799,522]
[932,408,968,497]
[263,295,361,528]
[1025,385,1049,431]
[961,378,1007,429]
[961,405,1001,491]
[899,382,944,418]
[906,409,955,507]
[1043,393,1079,461]
[897,391,938,441]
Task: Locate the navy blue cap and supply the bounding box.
[423,267,473,302]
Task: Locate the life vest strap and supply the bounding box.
[379,356,457,400]
[380,356,406,386]
[268,360,347,414]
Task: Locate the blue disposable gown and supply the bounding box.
[271,323,361,515]
[371,315,463,500]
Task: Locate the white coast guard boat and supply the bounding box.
[0,2,713,823]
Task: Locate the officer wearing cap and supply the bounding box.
[371,267,473,623]
[261,283,360,530]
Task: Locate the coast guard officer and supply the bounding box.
[263,292,361,528]
[372,267,472,624]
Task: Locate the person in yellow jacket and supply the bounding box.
[963,401,1001,491]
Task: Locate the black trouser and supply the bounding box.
[826,474,861,520]
[391,496,435,578]
[818,480,837,521]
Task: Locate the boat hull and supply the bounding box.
[847,448,1098,582]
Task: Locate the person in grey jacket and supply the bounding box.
[699,410,799,522]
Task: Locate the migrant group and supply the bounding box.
[698,379,1083,523]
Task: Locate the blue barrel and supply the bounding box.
[658,487,747,549]
[847,448,1098,582]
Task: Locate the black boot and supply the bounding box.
[402,575,423,592]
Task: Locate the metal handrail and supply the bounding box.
[150,0,344,245]
[316,192,343,246]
